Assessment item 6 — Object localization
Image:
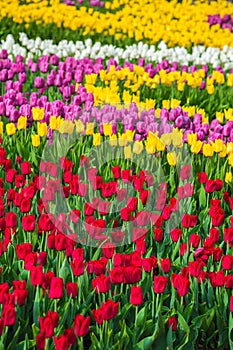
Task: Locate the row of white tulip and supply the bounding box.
[1,32,233,70]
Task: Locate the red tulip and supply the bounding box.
[102,299,119,320]
[2,304,16,326]
[153,275,168,293]
[74,314,90,337]
[130,286,143,305]
[167,315,177,331]
[49,277,64,299]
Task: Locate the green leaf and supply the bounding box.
[198,185,206,209]
[136,307,147,330]
[177,312,190,334]
[228,312,233,350]
[33,286,41,327]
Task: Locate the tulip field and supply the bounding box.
[1,0,233,349]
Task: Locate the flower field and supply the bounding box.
[1,0,233,349]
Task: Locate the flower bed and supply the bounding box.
[0,1,233,349]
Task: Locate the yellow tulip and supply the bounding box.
[170,99,181,109]
[219,144,227,158]
[86,122,94,135]
[206,85,214,94]
[202,143,214,157]
[31,134,40,147]
[0,122,3,135]
[109,134,117,147]
[58,121,74,134]
[156,138,166,151]
[32,107,44,121]
[227,142,233,155]
[160,133,172,147]
[103,123,112,136]
[50,116,58,130]
[187,133,197,146]
[93,133,101,146]
[75,119,85,133]
[37,122,48,137]
[162,100,170,110]
[225,172,232,183]
[228,154,233,167]
[118,133,128,147]
[17,116,27,130]
[6,123,16,136]
[145,139,156,154]
[190,140,202,154]
[167,152,177,166]
[133,140,143,154]
[172,130,183,148]
[216,112,224,123]
[124,145,132,159]
[213,139,224,153]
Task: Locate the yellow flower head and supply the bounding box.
[160,133,172,147]
[225,172,232,183]
[0,122,3,135]
[190,140,202,154]
[32,107,44,121]
[172,129,183,148]
[6,123,16,136]
[187,133,197,146]
[75,119,85,133]
[227,142,233,155]
[86,122,94,135]
[31,134,40,147]
[103,123,112,137]
[202,143,214,157]
[17,116,27,130]
[37,122,48,137]
[229,153,233,167]
[206,85,214,95]
[167,152,177,166]
[118,133,128,147]
[162,100,170,110]
[109,134,117,147]
[213,139,224,153]
[58,121,75,135]
[124,145,132,159]
[133,140,143,154]
[93,133,101,146]
[216,112,224,124]
[50,116,59,130]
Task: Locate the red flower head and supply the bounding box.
[130,286,143,306]
[74,314,90,337]
[102,299,119,320]
[92,274,111,293]
[153,275,168,293]
[54,335,69,350]
[22,215,36,231]
[21,161,31,175]
[92,307,104,324]
[49,277,64,299]
[2,304,16,326]
[167,315,177,331]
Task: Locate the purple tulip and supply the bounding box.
[0,50,8,59]
[31,63,38,73]
[46,74,55,87]
[160,108,169,119]
[175,116,183,128]
[0,102,6,116]
[34,77,45,89]
[18,72,26,83]
[0,69,8,82]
